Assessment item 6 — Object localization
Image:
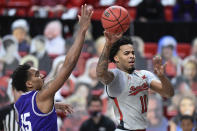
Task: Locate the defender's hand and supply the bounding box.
[153,55,165,78]
[55,102,73,115]
[78,4,93,32]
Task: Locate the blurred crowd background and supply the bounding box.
[0,0,197,131]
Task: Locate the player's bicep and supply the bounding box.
[98,71,115,85]
[150,80,163,95]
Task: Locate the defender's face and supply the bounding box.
[27,67,45,91]
[114,44,135,72]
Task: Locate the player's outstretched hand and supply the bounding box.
[104,31,123,46]
[153,55,165,78]
[78,4,93,32]
[55,102,73,115]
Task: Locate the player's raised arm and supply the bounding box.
[96,31,122,85]
[150,56,174,98]
[37,4,93,112]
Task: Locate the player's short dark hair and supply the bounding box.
[109,36,133,63]
[11,64,31,92]
[87,96,103,107]
[181,115,194,123]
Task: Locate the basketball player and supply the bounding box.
[12,4,93,131]
[96,32,174,131]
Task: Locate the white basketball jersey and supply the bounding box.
[106,68,158,130]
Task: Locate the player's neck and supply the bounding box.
[117,67,135,74]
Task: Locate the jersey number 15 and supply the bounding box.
[21,112,32,131]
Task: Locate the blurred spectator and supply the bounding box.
[184,37,197,64]
[161,0,176,6]
[131,36,147,70]
[77,57,104,96]
[147,94,168,131]
[44,20,66,56]
[169,94,197,131]
[70,23,95,76]
[80,96,116,131]
[61,82,90,131]
[20,55,39,68]
[95,36,105,57]
[128,0,143,7]
[180,115,195,131]
[0,35,20,76]
[30,35,52,75]
[173,0,197,21]
[157,35,182,79]
[0,60,10,108]
[65,82,90,112]
[46,55,76,101]
[31,0,66,17]
[77,57,98,87]
[136,0,165,22]
[171,60,197,95]
[11,19,30,55]
[95,36,116,69]
[99,0,115,6]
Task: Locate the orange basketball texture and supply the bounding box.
[101,6,131,34]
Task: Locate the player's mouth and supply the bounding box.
[128,60,135,66]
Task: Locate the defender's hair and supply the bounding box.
[11,64,31,92]
[109,36,133,63]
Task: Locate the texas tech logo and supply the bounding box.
[129,83,148,96]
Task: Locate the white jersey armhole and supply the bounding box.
[32,91,55,117]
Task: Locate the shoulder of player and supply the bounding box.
[134,69,149,75]
[16,91,36,104]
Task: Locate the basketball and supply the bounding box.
[101,5,131,34]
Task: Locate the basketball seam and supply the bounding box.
[109,8,124,32]
[101,16,117,22]
[104,14,129,29]
[102,8,122,22]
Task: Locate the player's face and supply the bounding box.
[114,44,135,73]
[27,67,45,91]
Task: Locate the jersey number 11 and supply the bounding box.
[140,95,148,113]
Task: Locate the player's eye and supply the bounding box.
[124,52,129,55]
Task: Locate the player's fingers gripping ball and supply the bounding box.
[101,5,131,34]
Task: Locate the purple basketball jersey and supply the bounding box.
[14,91,57,131]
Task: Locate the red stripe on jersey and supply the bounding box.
[114,98,123,121]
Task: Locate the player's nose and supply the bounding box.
[129,53,135,58]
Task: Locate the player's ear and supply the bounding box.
[26,81,33,88]
[114,56,119,63]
